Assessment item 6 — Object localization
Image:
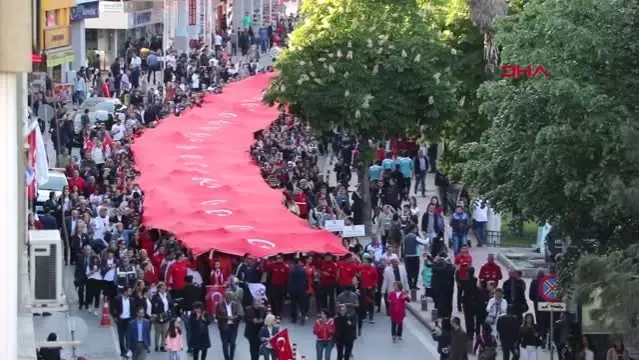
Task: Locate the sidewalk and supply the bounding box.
[405,244,552,360]
[319,156,551,359]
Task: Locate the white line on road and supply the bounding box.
[405,315,440,357]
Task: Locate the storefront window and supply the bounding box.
[46,11,57,27]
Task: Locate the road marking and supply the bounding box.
[404,315,440,356]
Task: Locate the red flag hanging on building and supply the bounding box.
[269,328,293,360]
[205,285,226,316]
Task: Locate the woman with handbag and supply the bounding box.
[520,314,542,360]
[485,288,507,336]
[474,323,497,360]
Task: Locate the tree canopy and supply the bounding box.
[460,0,639,331]
[264,0,459,141]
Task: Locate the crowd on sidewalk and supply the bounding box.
[28,26,625,360]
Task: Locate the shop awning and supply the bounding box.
[44,47,74,67]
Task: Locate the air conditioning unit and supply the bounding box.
[29,230,66,311]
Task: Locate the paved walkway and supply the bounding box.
[320,152,552,360]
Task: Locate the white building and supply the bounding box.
[84,0,164,67]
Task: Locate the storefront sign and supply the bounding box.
[99,1,124,13]
[42,0,75,11]
[44,26,71,49]
[70,1,100,21]
[46,49,75,67]
[133,11,152,26]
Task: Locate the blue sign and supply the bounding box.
[134,11,152,26]
[539,275,559,302]
[70,1,100,22]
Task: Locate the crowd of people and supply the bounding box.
[28,18,626,360]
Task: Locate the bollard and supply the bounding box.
[431,308,438,321]
[292,343,297,360]
[267,305,272,314]
[410,288,417,302]
[301,355,306,360]
[420,295,428,311]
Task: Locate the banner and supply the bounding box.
[269,328,293,360]
[205,285,226,315]
[248,283,267,302]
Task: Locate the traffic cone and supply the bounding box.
[99,296,112,327]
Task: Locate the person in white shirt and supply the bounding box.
[91,207,110,242]
[191,71,201,91]
[101,251,118,299]
[486,288,508,336]
[113,286,133,357]
[85,254,103,315]
[111,119,126,141]
[473,199,489,246]
[130,55,142,70]
[214,33,223,56]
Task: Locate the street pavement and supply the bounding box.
[321,154,552,360]
[31,263,441,359]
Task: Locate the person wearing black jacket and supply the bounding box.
[503,270,528,323]
[151,283,173,351]
[74,245,93,310]
[244,299,267,360]
[288,258,309,324]
[334,305,357,360]
[460,267,479,338]
[182,275,203,353]
[110,286,134,357]
[497,306,521,360]
[432,318,452,360]
[431,253,456,319]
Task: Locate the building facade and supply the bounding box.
[84,1,164,68]
[39,0,75,82]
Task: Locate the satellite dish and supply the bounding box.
[37,104,55,122]
[67,316,90,342]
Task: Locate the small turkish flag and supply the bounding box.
[206,285,226,316]
[269,328,293,360]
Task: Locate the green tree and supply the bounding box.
[435,0,489,176]
[460,0,639,324]
[573,244,639,340]
[265,0,459,233]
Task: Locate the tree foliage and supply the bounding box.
[264,0,459,140]
[459,0,639,325]
[573,244,639,340]
[432,0,489,176]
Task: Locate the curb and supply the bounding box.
[406,303,437,332]
[496,252,519,273]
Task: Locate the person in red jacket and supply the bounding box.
[151,245,166,280]
[317,253,338,313]
[313,309,336,359]
[454,244,473,312]
[336,253,358,293]
[166,252,190,299]
[478,253,503,286]
[358,255,379,323]
[67,170,85,193]
[266,253,289,317]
